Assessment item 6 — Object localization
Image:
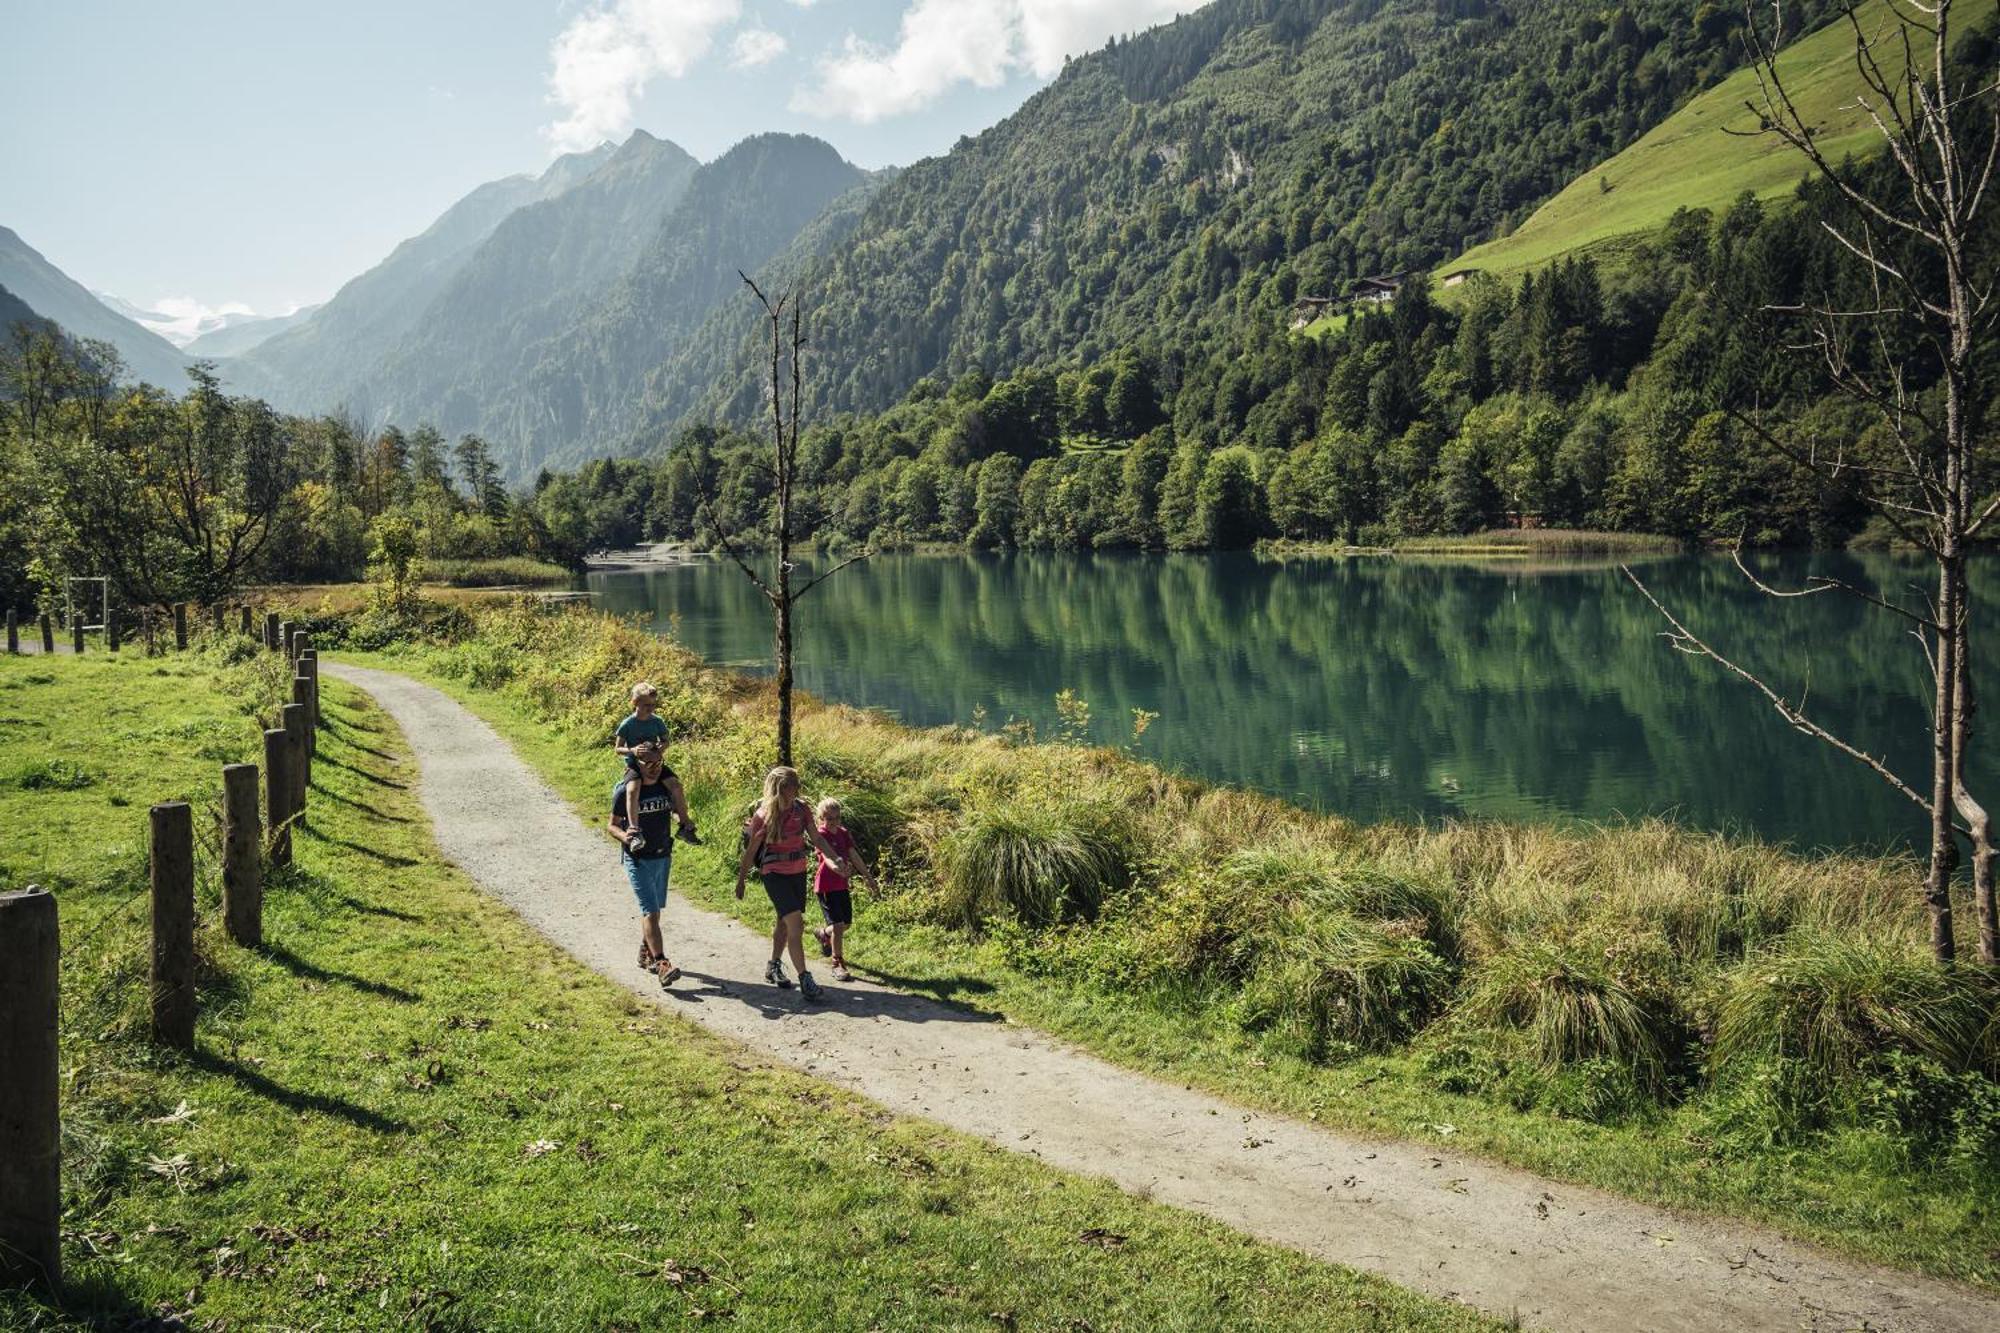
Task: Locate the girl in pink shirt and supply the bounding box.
[811,797,877,982]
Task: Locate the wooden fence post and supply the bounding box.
[291,629,309,666]
[222,763,262,947]
[0,887,60,1290]
[264,727,291,867]
[150,801,196,1050]
[71,618,84,655]
[282,702,308,832]
[279,620,295,664]
[106,605,119,653]
[292,675,315,774]
[300,651,320,729]
[38,613,53,654]
[239,606,252,636]
[264,611,279,652]
[5,609,17,654]
[173,603,188,651]
[143,609,156,656]
[211,604,223,635]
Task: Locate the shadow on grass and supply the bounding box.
[324,727,398,763]
[257,941,420,1004]
[304,826,420,867]
[192,1047,408,1135]
[308,783,410,823]
[858,967,1000,1008]
[0,1267,159,1331]
[329,891,423,922]
[316,753,406,788]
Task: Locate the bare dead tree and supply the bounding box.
[695,275,872,766]
[1629,0,1998,964]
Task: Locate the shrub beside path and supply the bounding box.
[327,662,1996,1333]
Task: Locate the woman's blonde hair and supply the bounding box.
[759,766,800,829]
[815,796,842,822]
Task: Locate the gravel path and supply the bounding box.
[328,662,1998,1333]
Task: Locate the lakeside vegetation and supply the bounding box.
[0,642,1495,1331]
[321,596,2000,1284]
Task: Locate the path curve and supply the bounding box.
[328,662,1997,1333]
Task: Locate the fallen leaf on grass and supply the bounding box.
[147,1100,198,1125]
[146,1154,195,1191]
[1076,1228,1127,1249]
[522,1139,560,1158]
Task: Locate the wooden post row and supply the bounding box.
[150,801,195,1050]
[264,727,292,867]
[0,887,60,1289]
[143,609,156,656]
[106,606,119,653]
[239,606,252,636]
[279,620,295,664]
[211,604,224,635]
[71,618,84,655]
[38,613,53,654]
[172,603,188,651]
[264,611,280,652]
[282,702,308,831]
[221,763,262,947]
[6,609,17,655]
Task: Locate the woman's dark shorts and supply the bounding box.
[817,889,853,927]
[763,871,809,917]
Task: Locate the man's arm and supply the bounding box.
[605,815,634,847]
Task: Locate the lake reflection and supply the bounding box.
[588,550,1996,853]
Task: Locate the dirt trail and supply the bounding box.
[327,662,1996,1333]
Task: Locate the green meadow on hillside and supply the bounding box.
[1442,0,2000,281]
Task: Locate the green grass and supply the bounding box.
[1441,0,2000,281]
[337,600,2000,1287]
[0,647,1498,1331]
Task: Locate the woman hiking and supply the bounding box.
[737,765,849,1002]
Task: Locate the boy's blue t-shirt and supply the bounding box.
[615,712,669,766]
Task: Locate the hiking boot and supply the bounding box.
[799,971,823,1002]
[765,959,793,989]
[831,964,853,983]
[814,925,833,957]
[676,822,702,846]
[656,958,681,988]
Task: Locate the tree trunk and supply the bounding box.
[1926,563,1960,964]
[1952,633,1998,965]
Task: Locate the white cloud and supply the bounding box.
[731,25,789,68]
[795,0,1191,122]
[133,296,260,347]
[543,0,744,152]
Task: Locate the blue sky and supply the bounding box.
[0,1,1191,319]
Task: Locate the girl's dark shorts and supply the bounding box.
[817,889,853,926]
[763,871,809,917]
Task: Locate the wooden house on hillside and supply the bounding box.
[1289,295,1338,329]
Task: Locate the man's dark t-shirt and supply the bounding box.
[611,775,675,860]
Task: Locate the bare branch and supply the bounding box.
[1729,542,1940,628]
[1623,565,1934,811]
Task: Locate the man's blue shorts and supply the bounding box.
[622,852,671,915]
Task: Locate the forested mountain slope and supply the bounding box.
[226,141,617,409]
[628,0,1845,449]
[356,130,700,448]
[455,133,866,477]
[0,226,188,386]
